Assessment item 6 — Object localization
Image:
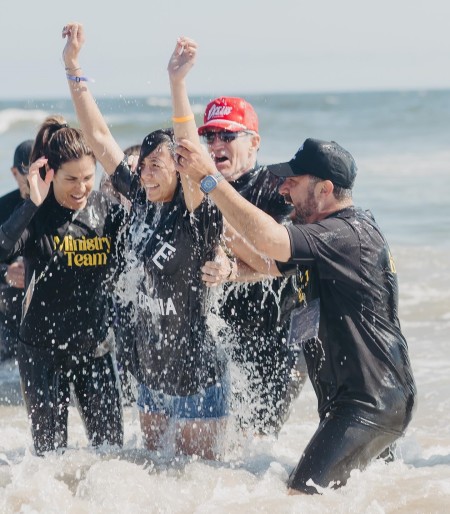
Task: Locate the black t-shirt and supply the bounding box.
[0,191,125,353]
[219,166,299,338]
[281,207,416,433]
[112,161,224,396]
[0,189,24,325]
[0,189,23,224]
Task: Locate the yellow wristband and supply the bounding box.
[172,114,194,123]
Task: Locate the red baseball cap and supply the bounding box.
[198,97,259,134]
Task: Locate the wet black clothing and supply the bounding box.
[17,342,122,455]
[278,206,416,492]
[219,165,305,433]
[0,192,124,352]
[0,191,125,453]
[288,412,398,493]
[112,161,224,397]
[0,189,24,360]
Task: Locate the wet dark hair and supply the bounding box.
[30,115,95,177]
[309,174,352,201]
[332,185,353,201]
[124,144,141,158]
[137,128,175,173]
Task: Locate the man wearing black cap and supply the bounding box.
[0,140,32,361]
[175,137,416,494]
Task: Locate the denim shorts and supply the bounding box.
[137,381,229,420]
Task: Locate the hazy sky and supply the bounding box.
[2,0,450,99]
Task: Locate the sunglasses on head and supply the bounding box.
[202,130,251,144]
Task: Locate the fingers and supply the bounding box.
[62,22,83,41]
[176,36,198,55]
[175,139,197,157]
[62,23,76,38]
[201,260,230,286]
[174,143,192,167]
[6,262,25,288]
[28,157,48,176]
[201,268,222,286]
[13,260,25,271]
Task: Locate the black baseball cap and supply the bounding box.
[13,140,33,175]
[267,138,357,188]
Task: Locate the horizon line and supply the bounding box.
[1,85,450,103]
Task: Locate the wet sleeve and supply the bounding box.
[0,199,38,261]
[0,263,8,283]
[193,197,223,250]
[285,224,315,264]
[111,157,140,200]
[275,259,298,276]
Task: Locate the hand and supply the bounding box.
[175,139,216,182]
[62,22,85,68]
[167,37,198,83]
[27,157,54,207]
[5,260,25,289]
[127,154,139,173]
[201,245,235,287]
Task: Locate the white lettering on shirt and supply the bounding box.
[152,242,176,270]
[138,291,177,316]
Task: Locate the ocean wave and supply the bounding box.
[0,108,48,134]
[145,96,172,108]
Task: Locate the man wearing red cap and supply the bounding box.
[198,97,307,435]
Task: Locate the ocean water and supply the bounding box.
[0,90,450,513]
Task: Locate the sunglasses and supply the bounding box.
[202,131,252,144]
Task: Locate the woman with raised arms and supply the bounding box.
[62,23,228,459]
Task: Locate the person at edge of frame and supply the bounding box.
[0,140,33,363]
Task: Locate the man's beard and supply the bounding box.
[288,188,318,225]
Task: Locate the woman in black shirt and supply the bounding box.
[0,116,124,455]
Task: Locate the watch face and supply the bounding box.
[200,175,217,193]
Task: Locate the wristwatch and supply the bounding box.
[200,172,224,194]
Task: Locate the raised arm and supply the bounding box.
[175,139,292,262]
[167,37,203,212]
[62,23,124,175]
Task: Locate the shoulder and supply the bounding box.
[0,189,22,214]
[0,189,21,203]
[88,191,124,216]
[238,166,292,219]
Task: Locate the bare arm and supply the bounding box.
[201,222,281,286]
[175,139,292,262]
[222,222,281,276]
[202,255,281,286]
[62,23,124,174]
[168,37,203,212]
